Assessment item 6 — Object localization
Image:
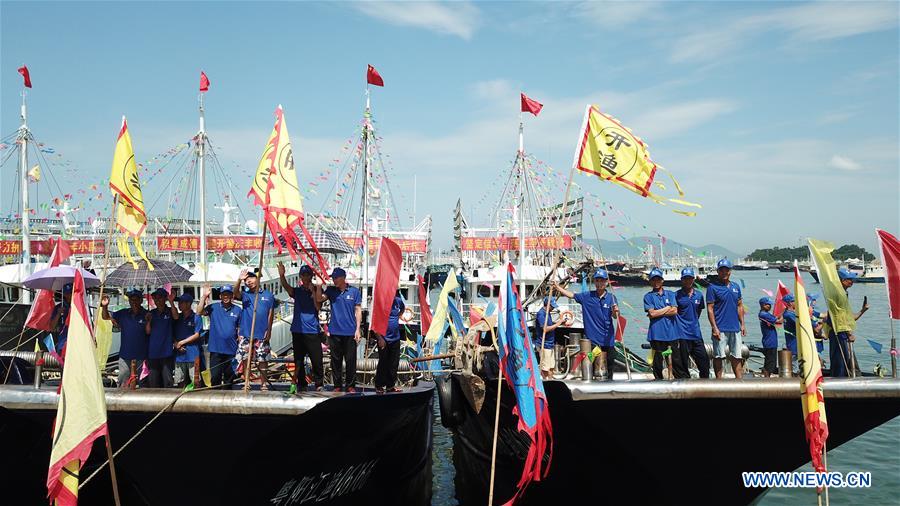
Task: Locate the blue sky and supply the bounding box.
[2,1,898,255]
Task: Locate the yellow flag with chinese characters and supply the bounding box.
[573,105,700,215]
[109,117,153,269]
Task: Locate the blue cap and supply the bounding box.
[782,294,795,303]
[837,267,858,280]
[331,267,347,279]
[151,288,168,297]
[177,293,194,303]
[299,265,314,275]
[126,288,143,297]
[62,283,73,294]
[245,270,258,278]
[593,268,609,280]
[648,268,664,280]
[219,285,234,293]
[680,267,695,279]
[543,296,558,309]
[807,293,818,302]
[759,296,773,306]
[716,258,733,270]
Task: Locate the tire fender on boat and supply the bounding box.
[435,375,462,429]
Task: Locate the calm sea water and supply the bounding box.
[430,270,900,505]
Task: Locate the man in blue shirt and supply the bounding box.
[101,289,149,388]
[533,297,563,379]
[49,283,73,354]
[675,268,709,378]
[644,268,680,380]
[828,268,870,377]
[705,258,746,379]
[145,288,178,388]
[553,268,619,380]
[324,268,362,392]
[758,297,781,377]
[278,262,325,393]
[234,269,276,390]
[374,293,405,393]
[173,293,203,388]
[200,284,241,389]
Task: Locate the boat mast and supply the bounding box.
[19,87,32,303]
[362,89,371,309]
[197,91,208,281]
[517,115,526,296]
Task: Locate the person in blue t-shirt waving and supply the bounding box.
[758,297,781,377]
[644,268,681,380]
[199,284,241,389]
[705,258,746,379]
[145,287,179,388]
[553,268,619,380]
[234,269,276,391]
[324,268,362,392]
[533,297,563,379]
[374,293,406,393]
[278,262,326,393]
[675,268,709,378]
[101,288,149,388]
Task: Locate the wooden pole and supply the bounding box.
[486,323,503,506]
[822,446,830,506]
[243,220,268,392]
[100,196,122,503]
[103,435,122,506]
[891,319,897,378]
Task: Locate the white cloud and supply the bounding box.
[670,2,899,64]
[351,1,481,40]
[471,79,516,101]
[828,154,862,171]
[573,1,662,28]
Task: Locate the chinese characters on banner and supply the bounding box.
[157,236,264,252]
[0,239,105,256]
[341,237,427,254]
[460,236,573,251]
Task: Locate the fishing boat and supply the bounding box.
[0,73,436,504]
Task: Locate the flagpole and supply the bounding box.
[103,436,122,506]
[822,446,830,506]
[486,323,503,506]
[243,220,268,392]
[891,319,897,378]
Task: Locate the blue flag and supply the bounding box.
[867,339,883,354]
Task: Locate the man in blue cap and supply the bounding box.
[324,267,362,392]
[533,296,563,379]
[675,268,709,378]
[199,284,241,389]
[49,283,73,354]
[807,294,826,354]
[781,293,798,362]
[758,297,780,377]
[374,291,406,393]
[145,287,178,388]
[706,258,745,379]
[553,268,619,380]
[644,267,681,379]
[101,288,149,387]
[827,268,870,377]
[173,292,203,388]
[235,269,276,390]
[278,262,326,393]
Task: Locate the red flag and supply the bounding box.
[877,229,900,319]
[18,66,32,88]
[371,238,402,336]
[366,64,384,87]
[469,306,483,326]
[417,274,433,335]
[521,93,543,116]
[199,71,210,92]
[615,314,627,342]
[773,281,790,318]
[25,238,73,331]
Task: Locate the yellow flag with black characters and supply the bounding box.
[573,105,700,216]
[109,117,153,269]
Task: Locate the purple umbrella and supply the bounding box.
[23,265,101,291]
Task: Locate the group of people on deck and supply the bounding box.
[535,258,868,379]
[85,262,404,393]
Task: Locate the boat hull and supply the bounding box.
[0,384,435,505]
[444,375,900,505]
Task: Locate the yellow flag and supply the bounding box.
[47,272,108,505]
[793,264,829,472]
[425,270,459,344]
[94,307,113,374]
[109,117,153,270]
[808,239,855,333]
[574,105,700,215]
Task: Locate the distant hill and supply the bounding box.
[748,244,873,262]
[582,236,742,261]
